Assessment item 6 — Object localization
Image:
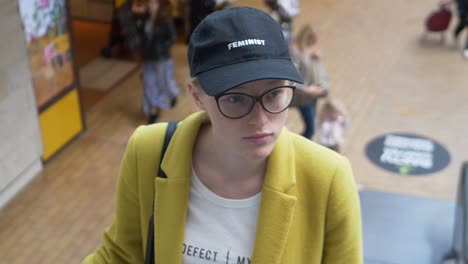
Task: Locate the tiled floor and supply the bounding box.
[1,0,468,263]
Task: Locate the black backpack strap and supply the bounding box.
[144,121,178,264]
[157,122,178,179]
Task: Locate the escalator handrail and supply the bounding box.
[443,161,468,263]
[462,161,468,262]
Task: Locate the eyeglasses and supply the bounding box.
[214,85,296,119]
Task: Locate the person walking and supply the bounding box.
[141,0,179,123]
[452,0,468,57]
[290,24,329,139]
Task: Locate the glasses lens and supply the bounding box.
[262,87,294,113]
[217,93,254,118]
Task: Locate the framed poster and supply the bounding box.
[18,0,84,161]
[18,0,75,112]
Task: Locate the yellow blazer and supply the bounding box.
[83,111,362,263]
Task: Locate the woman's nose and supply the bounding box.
[247,101,268,125]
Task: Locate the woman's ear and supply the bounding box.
[188,80,204,109]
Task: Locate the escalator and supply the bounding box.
[443,162,468,263]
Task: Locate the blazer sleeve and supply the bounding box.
[322,157,363,264]
[82,129,145,264]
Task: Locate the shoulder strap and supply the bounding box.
[145,121,178,264]
[157,121,178,178]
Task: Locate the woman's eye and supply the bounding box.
[268,89,283,98]
[223,95,244,103]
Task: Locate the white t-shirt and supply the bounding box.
[182,168,261,264]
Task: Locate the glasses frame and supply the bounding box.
[214,85,296,119]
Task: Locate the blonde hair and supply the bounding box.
[318,98,348,124]
[295,24,318,52]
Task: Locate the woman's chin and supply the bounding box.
[244,145,275,160]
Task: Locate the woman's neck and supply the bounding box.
[192,123,266,199]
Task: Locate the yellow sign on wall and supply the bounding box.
[39,89,83,161]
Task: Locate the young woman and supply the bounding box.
[82,7,362,264]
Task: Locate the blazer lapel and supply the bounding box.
[154,177,190,264]
[251,187,297,263]
[153,112,207,263]
[251,129,297,264]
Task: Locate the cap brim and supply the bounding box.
[196,58,304,96]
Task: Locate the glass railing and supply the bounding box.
[443,161,468,264]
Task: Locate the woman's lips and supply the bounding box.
[243,133,273,144]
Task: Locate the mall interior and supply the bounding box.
[1,0,468,263]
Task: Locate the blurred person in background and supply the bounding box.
[141,0,179,123]
[186,0,234,42]
[453,0,468,58]
[289,24,329,140]
[101,0,147,58]
[263,0,300,43]
[317,98,350,154]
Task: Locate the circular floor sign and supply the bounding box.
[365,133,450,175]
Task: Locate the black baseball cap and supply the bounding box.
[188,6,304,96]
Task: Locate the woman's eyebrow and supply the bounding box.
[231,81,287,92]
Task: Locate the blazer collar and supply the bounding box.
[160,111,208,180]
[263,128,296,192]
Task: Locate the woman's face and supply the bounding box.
[191,79,290,160]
